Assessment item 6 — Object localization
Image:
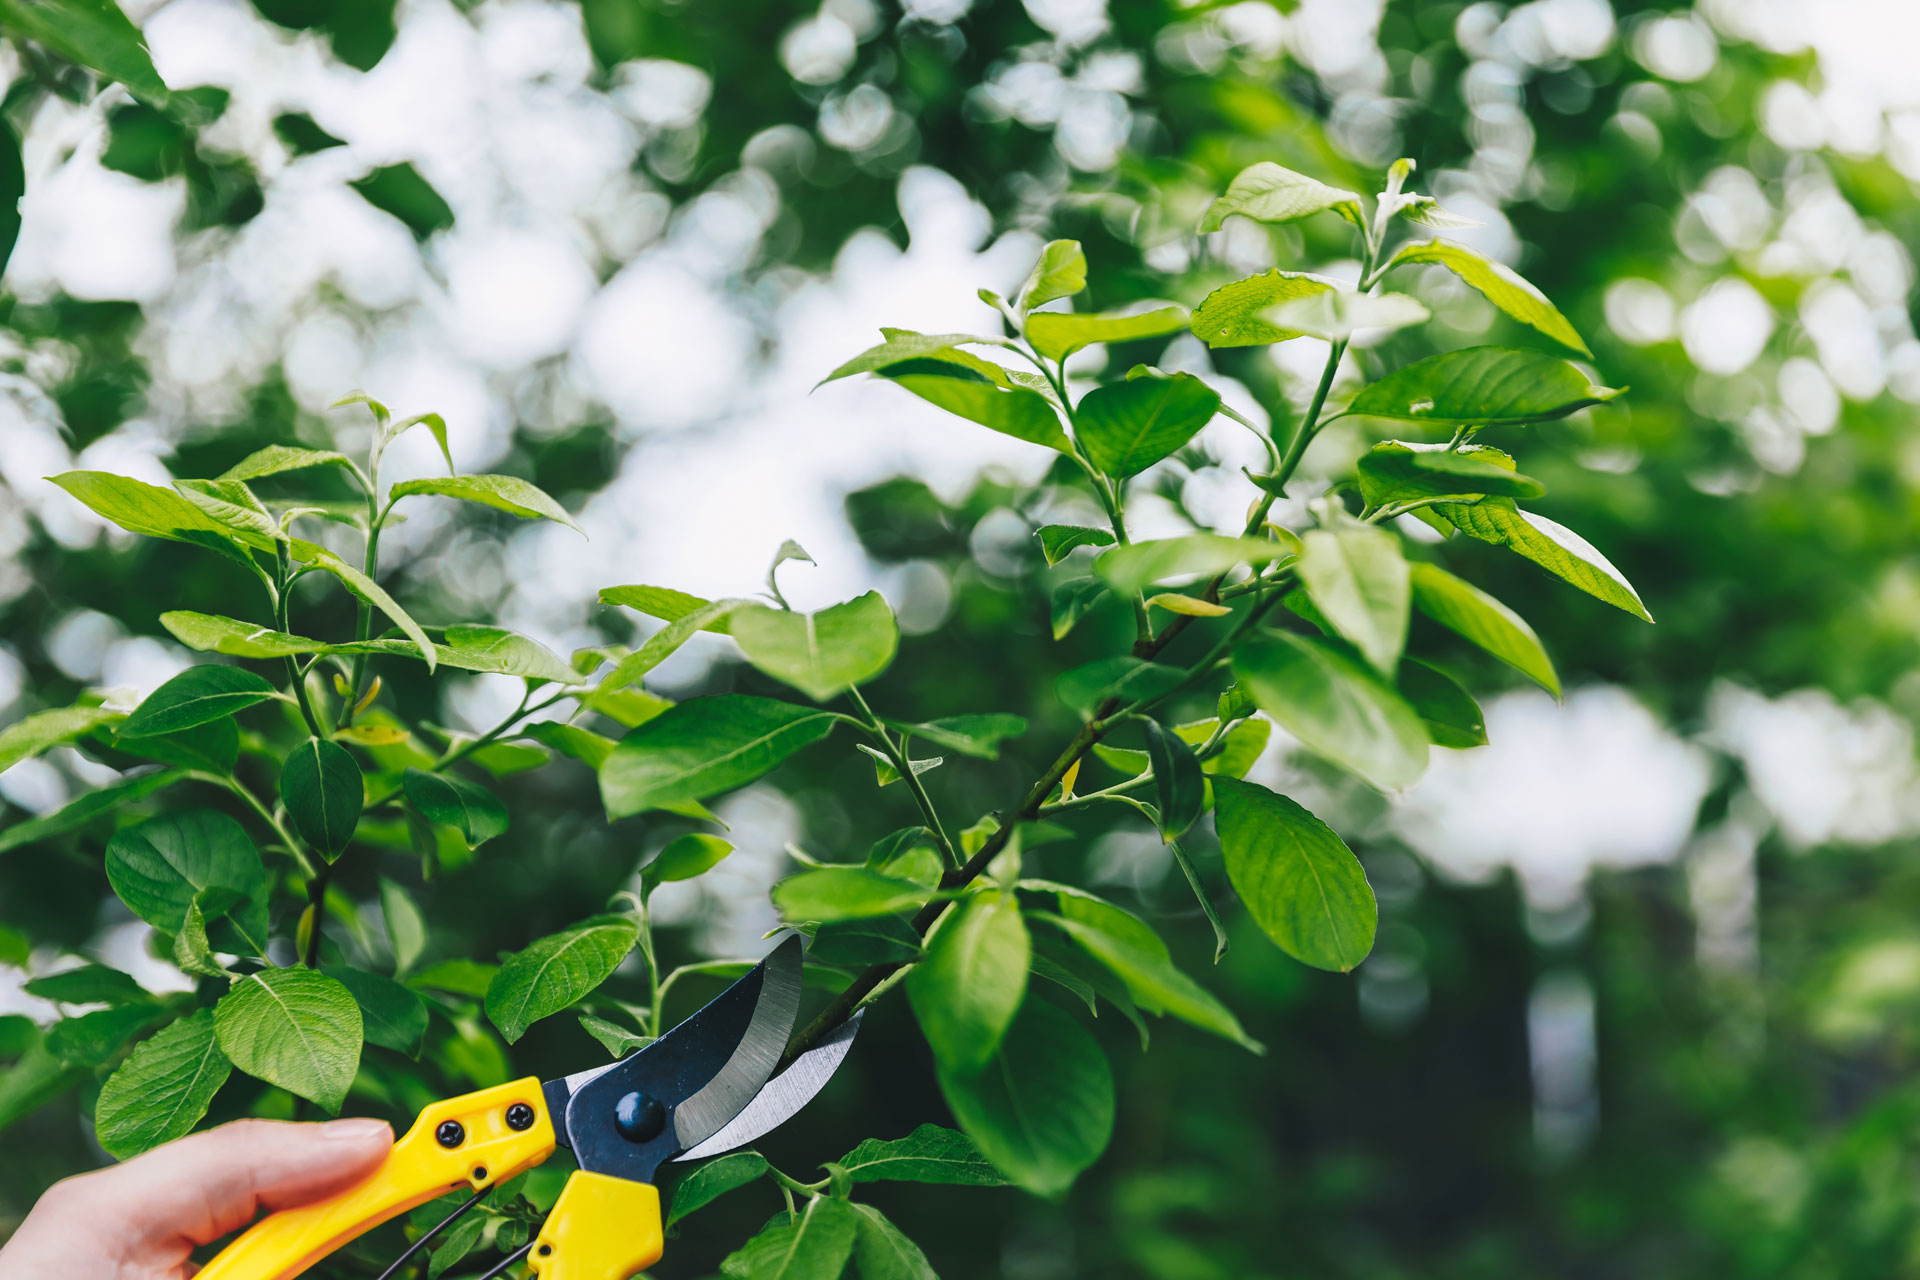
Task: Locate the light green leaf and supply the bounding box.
[48,471,245,546]
[641,833,733,896]
[485,914,638,1044]
[1074,371,1220,479]
[94,1009,231,1159]
[856,743,941,788]
[600,598,745,692]
[440,625,582,685]
[121,666,279,738]
[218,445,354,482]
[402,769,508,848]
[774,867,931,924]
[1298,523,1410,676]
[1439,499,1652,621]
[325,966,428,1058]
[720,1195,859,1280]
[172,898,229,979]
[409,959,499,999]
[849,1204,936,1280]
[1212,777,1377,971]
[1017,239,1087,311]
[0,0,169,101]
[578,1012,651,1059]
[1267,290,1429,342]
[520,722,617,769]
[888,373,1069,453]
[1198,162,1362,233]
[599,585,735,635]
[1199,718,1269,779]
[935,999,1113,1198]
[668,1151,769,1227]
[214,968,362,1112]
[1408,562,1560,695]
[819,329,1005,386]
[174,479,283,543]
[1388,239,1590,356]
[0,770,185,856]
[290,538,436,673]
[1050,576,1106,641]
[380,879,428,976]
[834,1123,1007,1185]
[1095,534,1291,596]
[0,705,122,773]
[1026,306,1188,362]
[1357,441,1545,509]
[1232,631,1428,791]
[105,810,266,934]
[1055,657,1184,719]
[731,592,899,702]
[908,892,1028,1074]
[390,474,583,536]
[600,696,839,819]
[1189,269,1338,348]
[1034,524,1114,566]
[1400,658,1487,749]
[279,738,363,859]
[1043,914,1259,1052]
[884,714,1027,760]
[1346,347,1622,428]
[159,611,334,660]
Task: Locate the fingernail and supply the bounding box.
[320,1118,392,1142]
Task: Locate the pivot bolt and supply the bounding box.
[613,1090,665,1143]
[436,1121,466,1149]
[505,1103,536,1131]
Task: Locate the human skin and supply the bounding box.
[0,1117,392,1279]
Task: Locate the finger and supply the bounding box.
[90,1117,393,1252]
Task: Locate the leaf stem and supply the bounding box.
[276,543,325,738]
[195,771,316,879]
[344,445,385,727]
[846,687,958,868]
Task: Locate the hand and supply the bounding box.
[0,1117,392,1279]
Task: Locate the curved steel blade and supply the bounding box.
[674,1010,863,1162]
[560,935,802,1182]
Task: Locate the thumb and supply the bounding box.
[96,1117,394,1254]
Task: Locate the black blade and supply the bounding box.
[559,936,802,1183]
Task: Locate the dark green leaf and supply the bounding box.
[390,474,583,536]
[105,809,265,934]
[669,1151,769,1227]
[23,964,152,1006]
[0,768,183,856]
[1034,524,1114,566]
[280,738,363,859]
[380,878,428,976]
[94,1009,231,1159]
[0,115,20,278]
[1400,658,1487,748]
[350,162,454,238]
[720,1195,858,1280]
[1357,441,1545,508]
[1347,347,1622,427]
[1189,269,1338,348]
[1297,522,1409,676]
[599,696,838,819]
[1056,657,1184,719]
[1232,631,1427,791]
[731,593,899,701]
[1143,720,1205,840]
[1042,914,1259,1051]
[1026,306,1188,361]
[1387,239,1590,356]
[884,714,1027,760]
[0,705,123,773]
[1050,576,1107,641]
[1017,239,1086,311]
[485,914,638,1043]
[642,833,733,895]
[1198,162,1361,232]
[1408,562,1560,695]
[818,329,1003,386]
[214,968,362,1111]
[849,1204,937,1280]
[1073,372,1220,479]
[1439,499,1653,622]
[117,717,238,774]
[324,966,428,1057]
[0,0,169,101]
[46,1005,165,1065]
[808,916,923,968]
[907,892,1028,1074]
[835,1123,1009,1186]
[1212,778,1377,972]
[402,769,509,848]
[887,374,1068,452]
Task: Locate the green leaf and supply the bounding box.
[290,539,436,673]
[324,966,428,1058]
[159,611,335,660]
[0,769,184,857]
[48,471,245,545]
[280,738,364,859]
[119,717,238,774]
[809,916,923,968]
[1400,658,1487,748]
[1055,657,1184,719]
[1440,499,1652,621]
[834,1123,1007,1185]
[774,867,931,924]
[389,474,583,536]
[730,593,899,702]
[1189,270,1338,348]
[1266,291,1430,342]
[24,965,153,1005]
[402,769,509,848]
[1200,717,1270,779]
[935,998,1113,1198]
[1073,371,1220,479]
[908,892,1028,1074]
[1026,306,1188,362]
[1298,523,1410,676]
[440,626,582,685]
[1143,720,1205,840]
[409,959,498,999]
[215,968,363,1112]
[350,163,455,240]
[1042,915,1259,1052]
[856,743,940,788]
[1232,632,1428,792]
[1387,238,1590,356]
[578,1012,651,1059]
[818,329,1002,386]
[642,833,733,896]
[0,0,169,101]
[1095,534,1290,595]
[1408,562,1560,695]
[1357,441,1545,509]
[0,116,20,279]
[485,915,638,1043]
[94,1009,231,1159]
[884,714,1027,760]
[1198,162,1362,233]
[0,705,122,773]
[1034,524,1114,566]
[381,879,428,976]
[600,696,838,819]
[172,898,229,979]
[599,585,735,635]
[105,810,266,934]
[47,1007,164,1065]
[849,1205,937,1280]
[121,666,279,738]
[520,721,617,769]
[1017,239,1086,311]
[1347,347,1622,428]
[720,1195,859,1280]
[887,374,1068,452]
[600,597,744,691]
[1050,577,1106,641]
[1213,778,1376,971]
[668,1151,769,1227]
[174,479,283,543]
[218,445,353,482]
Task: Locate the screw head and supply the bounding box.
[505,1103,536,1131]
[612,1090,665,1143]
[435,1120,466,1149]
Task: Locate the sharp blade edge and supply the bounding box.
[670,937,804,1150]
[674,1010,862,1162]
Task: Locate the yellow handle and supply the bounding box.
[526,1171,664,1280]
[195,1079,558,1280]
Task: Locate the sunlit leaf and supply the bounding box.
[730,592,899,701]
[1096,534,1290,595]
[1400,657,1487,748]
[1018,239,1087,311]
[1439,499,1652,621]
[1212,777,1377,971]
[1034,524,1114,566]
[1074,370,1220,479]
[1388,238,1590,356]
[1297,523,1409,676]
[1408,562,1560,695]
[215,968,362,1111]
[1232,631,1427,791]
[94,1009,230,1159]
[600,696,838,819]
[1346,347,1622,428]
[1026,305,1188,361]
[485,914,638,1044]
[1198,162,1362,232]
[908,892,1028,1073]
[389,474,583,536]
[1189,269,1339,348]
[1356,441,1544,509]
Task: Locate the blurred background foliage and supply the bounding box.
[6,0,1920,1276]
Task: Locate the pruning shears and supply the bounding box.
[195,937,856,1280]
